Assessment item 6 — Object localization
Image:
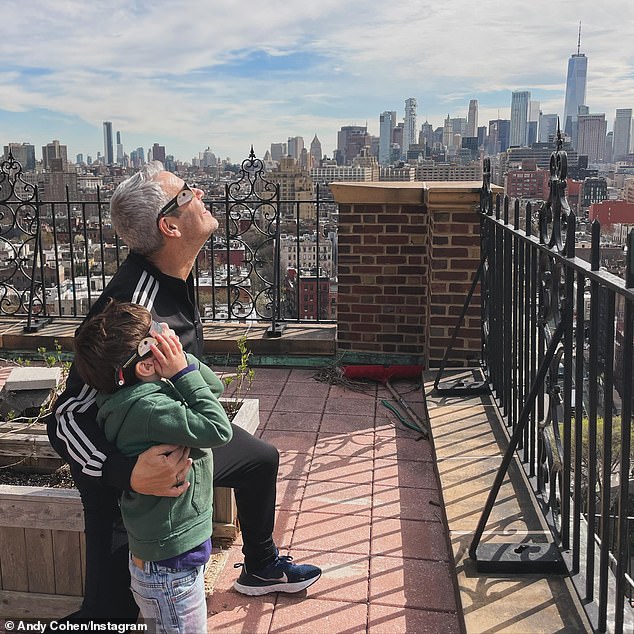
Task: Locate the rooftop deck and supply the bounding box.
[206,365,463,633]
[5,163,630,630]
[0,321,593,632]
[204,363,589,633]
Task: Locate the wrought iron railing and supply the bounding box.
[0,150,336,331]
[439,133,634,632]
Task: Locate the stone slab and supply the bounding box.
[5,367,62,391]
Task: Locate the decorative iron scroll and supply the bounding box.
[480,156,493,216]
[539,127,572,254]
[538,345,566,537]
[0,152,45,317]
[469,132,577,569]
[227,147,277,202]
[535,125,576,532]
[215,147,281,321]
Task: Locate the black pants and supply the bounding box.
[61,424,279,620]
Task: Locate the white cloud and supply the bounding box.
[0,0,632,161]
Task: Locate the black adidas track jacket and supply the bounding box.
[48,252,204,490]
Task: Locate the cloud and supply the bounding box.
[0,0,632,161]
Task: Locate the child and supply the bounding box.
[73,299,233,632]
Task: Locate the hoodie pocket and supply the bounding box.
[191,454,212,516]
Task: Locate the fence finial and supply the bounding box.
[556,118,563,152]
[625,229,634,288]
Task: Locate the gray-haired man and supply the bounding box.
[48,162,321,620]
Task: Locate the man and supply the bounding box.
[47,162,321,620]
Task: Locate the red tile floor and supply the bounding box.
[208,367,464,634]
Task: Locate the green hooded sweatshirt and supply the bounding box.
[96,354,233,562]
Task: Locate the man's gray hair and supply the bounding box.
[110,161,169,256]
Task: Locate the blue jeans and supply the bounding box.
[128,553,207,633]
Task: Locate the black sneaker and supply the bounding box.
[233,555,322,596]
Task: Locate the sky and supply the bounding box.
[1,1,633,165]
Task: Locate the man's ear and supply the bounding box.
[157,216,182,238]
[135,359,156,379]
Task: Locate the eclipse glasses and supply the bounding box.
[115,320,165,387]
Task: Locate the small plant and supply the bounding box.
[221,333,255,419]
[38,341,71,373]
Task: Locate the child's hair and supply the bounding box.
[74,299,153,393]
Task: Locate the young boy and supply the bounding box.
[73,299,233,631]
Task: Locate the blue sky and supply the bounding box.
[1,0,632,164]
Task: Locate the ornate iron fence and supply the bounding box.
[447,135,634,633]
[0,153,45,330]
[0,150,335,331]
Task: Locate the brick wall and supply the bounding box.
[336,199,429,357]
[331,182,486,366]
[425,184,482,366]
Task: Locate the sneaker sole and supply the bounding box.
[233,573,321,596]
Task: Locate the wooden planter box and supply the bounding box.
[0,486,85,618]
[0,397,259,619]
[0,421,65,472]
[213,397,260,539]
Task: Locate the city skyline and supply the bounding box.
[1,2,633,163]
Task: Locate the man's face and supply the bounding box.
[156,172,218,243]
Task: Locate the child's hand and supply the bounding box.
[150,328,187,379]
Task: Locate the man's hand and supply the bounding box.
[130,444,192,497]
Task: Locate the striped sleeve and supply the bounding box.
[54,382,107,477]
[52,266,161,478]
[132,270,160,312]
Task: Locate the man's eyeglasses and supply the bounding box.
[115,320,165,387]
[156,183,195,226]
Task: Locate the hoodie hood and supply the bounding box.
[97,381,165,450]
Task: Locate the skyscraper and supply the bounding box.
[451,118,468,136]
[510,91,530,147]
[403,98,417,158]
[336,125,368,165]
[152,143,166,163]
[487,119,511,155]
[287,136,305,161]
[466,99,478,137]
[309,135,322,167]
[577,113,607,163]
[379,111,396,165]
[443,115,453,148]
[605,131,614,163]
[477,126,487,149]
[3,143,35,171]
[391,123,403,159]
[270,142,287,162]
[42,139,68,171]
[613,108,632,160]
[563,25,588,140]
[527,101,540,146]
[103,121,114,165]
[199,147,216,168]
[129,149,142,168]
[419,121,434,148]
[116,131,124,165]
[539,114,559,143]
